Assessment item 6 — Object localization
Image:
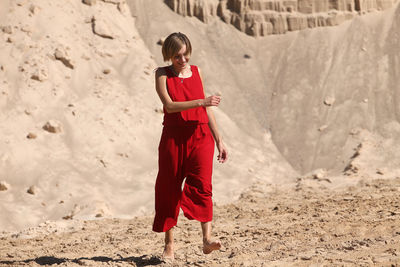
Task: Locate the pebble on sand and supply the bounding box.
[54,48,75,69]
[318,125,328,132]
[29,5,40,14]
[1,25,13,34]
[43,120,62,133]
[91,16,114,39]
[31,69,48,82]
[82,0,97,6]
[103,0,122,4]
[27,185,36,195]
[26,132,37,139]
[0,181,10,191]
[324,96,335,106]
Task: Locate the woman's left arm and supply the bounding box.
[198,67,228,163]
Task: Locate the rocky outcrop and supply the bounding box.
[165,0,398,36]
[165,0,219,23]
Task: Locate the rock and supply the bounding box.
[270,14,288,34]
[165,0,216,23]
[62,214,73,220]
[76,259,91,266]
[307,15,317,28]
[91,16,114,39]
[318,125,328,132]
[261,21,273,35]
[117,2,128,13]
[82,0,96,6]
[0,181,10,191]
[165,0,398,37]
[287,15,308,31]
[300,255,312,260]
[324,96,335,106]
[344,162,359,175]
[54,48,74,69]
[1,26,13,34]
[312,169,327,179]
[27,185,36,195]
[29,5,40,14]
[42,120,62,133]
[20,26,31,34]
[376,168,385,175]
[102,0,121,4]
[31,69,48,82]
[26,132,37,139]
[103,69,111,74]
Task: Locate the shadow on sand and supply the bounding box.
[0,254,163,266]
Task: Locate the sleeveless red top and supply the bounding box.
[163,65,209,126]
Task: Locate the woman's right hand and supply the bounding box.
[203,95,221,107]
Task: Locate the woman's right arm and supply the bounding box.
[155,68,220,113]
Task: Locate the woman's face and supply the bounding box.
[171,45,190,71]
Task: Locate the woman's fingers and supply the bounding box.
[217,148,228,163]
[205,95,221,107]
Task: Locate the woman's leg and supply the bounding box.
[163,228,174,259]
[201,221,221,254]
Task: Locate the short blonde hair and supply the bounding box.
[162,32,192,62]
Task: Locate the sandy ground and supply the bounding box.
[1,176,399,267]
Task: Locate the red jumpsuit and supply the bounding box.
[152,65,215,233]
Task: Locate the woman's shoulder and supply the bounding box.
[190,65,202,77]
[190,65,200,75]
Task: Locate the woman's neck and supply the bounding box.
[170,65,191,77]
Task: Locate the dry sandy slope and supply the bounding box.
[0,176,399,266]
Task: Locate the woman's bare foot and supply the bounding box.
[162,243,174,261]
[203,239,221,254]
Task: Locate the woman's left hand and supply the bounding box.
[216,141,228,163]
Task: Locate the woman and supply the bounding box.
[153,32,228,260]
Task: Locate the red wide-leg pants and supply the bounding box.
[152,123,215,232]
